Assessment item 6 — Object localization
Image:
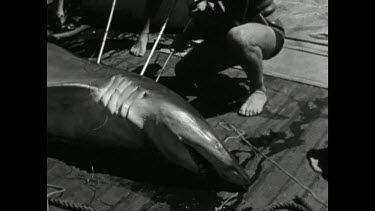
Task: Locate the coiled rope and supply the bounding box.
[47,184,96,211]
[261,201,310,211]
[48,198,96,211]
[261,196,314,211]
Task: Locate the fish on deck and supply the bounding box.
[47,42,251,190]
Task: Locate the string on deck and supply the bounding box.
[218,121,328,208]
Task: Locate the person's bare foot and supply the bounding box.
[130,33,149,57]
[239,90,267,116]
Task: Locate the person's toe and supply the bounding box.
[252,108,259,116]
[239,104,246,115]
[246,109,251,116]
[134,49,140,56]
[130,47,135,54]
[251,110,256,116]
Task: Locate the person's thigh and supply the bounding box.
[227,23,278,60]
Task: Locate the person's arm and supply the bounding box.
[191,0,216,13]
[229,0,251,26]
[171,19,196,52]
[260,0,276,17]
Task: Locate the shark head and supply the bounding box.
[148,103,251,190]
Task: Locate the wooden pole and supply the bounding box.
[140,0,178,76]
[155,18,193,82]
[97,0,117,64]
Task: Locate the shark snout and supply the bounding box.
[220,156,252,188]
[192,143,251,189]
[161,106,251,189]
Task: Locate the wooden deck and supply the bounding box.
[47,31,328,211]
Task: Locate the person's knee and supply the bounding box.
[227,27,263,59]
[228,26,262,51]
[227,27,247,47]
[228,26,257,46]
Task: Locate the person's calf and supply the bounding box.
[237,52,267,117]
[56,0,66,25]
[226,27,269,117]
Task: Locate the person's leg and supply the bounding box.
[226,22,280,116]
[174,36,236,96]
[130,0,163,57]
[56,0,66,25]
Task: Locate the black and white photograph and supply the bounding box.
[47,0,328,210]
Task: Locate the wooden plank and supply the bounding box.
[47,162,75,184]
[112,185,164,211]
[233,85,327,210]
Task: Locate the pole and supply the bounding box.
[140,0,178,76]
[97,0,118,64]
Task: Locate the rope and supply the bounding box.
[219,122,246,143]
[218,121,328,208]
[215,192,239,211]
[48,198,96,211]
[261,201,310,211]
[261,196,315,211]
[155,18,194,82]
[47,184,96,211]
[47,184,66,198]
[47,184,66,211]
[293,196,314,211]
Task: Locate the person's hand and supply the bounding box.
[191,0,215,14]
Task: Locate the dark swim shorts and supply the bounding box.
[266,18,285,59]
